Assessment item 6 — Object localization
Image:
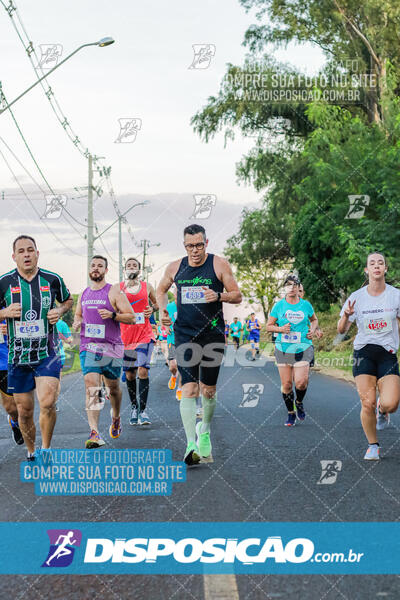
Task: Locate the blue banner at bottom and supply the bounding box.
[0,522,397,574]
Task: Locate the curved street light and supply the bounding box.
[0,37,115,115]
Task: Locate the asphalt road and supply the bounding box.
[0,346,399,599]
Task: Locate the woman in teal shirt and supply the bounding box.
[267,275,319,427]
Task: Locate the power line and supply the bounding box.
[0,145,82,255]
[96,228,119,265]
[0,135,85,240]
[0,83,88,229]
[1,0,129,254]
[0,0,90,158]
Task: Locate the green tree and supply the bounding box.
[233,261,288,320]
[240,0,400,124]
[291,103,400,309]
[225,208,290,317]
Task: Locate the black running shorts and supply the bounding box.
[175,332,225,386]
[352,344,399,379]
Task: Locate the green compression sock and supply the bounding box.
[180,397,197,444]
[201,394,217,433]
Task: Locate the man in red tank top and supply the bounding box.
[120,257,158,426]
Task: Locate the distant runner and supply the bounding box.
[0,321,23,445]
[229,317,242,350]
[166,287,183,400]
[55,317,73,411]
[246,312,261,361]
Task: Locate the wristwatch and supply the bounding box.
[111,312,117,321]
[217,292,221,302]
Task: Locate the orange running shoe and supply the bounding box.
[109,416,122,439]
[176,389,182,401]
[85,429,105,449]
[168,375,177,390]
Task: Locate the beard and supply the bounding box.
[89,272,105,282]
[126,270,140,280]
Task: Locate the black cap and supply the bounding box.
[283,274,300,286]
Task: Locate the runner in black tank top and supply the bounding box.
[174,253,224,340]
[156,224,242,466]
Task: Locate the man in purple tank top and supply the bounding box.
[73,256,135,448]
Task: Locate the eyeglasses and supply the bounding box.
[184,243,205,251]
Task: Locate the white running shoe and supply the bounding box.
[364,444,380,460]
[129,407,138,425]
[376,397,390,430]
[139,410,151,425]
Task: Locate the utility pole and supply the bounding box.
[90,201,149,283]
[87,154,94,286]
[142,239,148,274]
[139,239,160,282]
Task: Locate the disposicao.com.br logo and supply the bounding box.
[42,529,82,568]
[83,536,363,565]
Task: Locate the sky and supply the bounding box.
[0,0,325,316]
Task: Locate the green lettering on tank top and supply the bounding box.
[177,277,212,285]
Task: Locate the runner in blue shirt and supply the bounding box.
[246,312,261,360]
[55,318,73,411]
[0,321,23,445]
[267,275,319,426]
[165,288,182,400]
[224,320,229,346]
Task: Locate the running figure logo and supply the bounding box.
[240,384,264,408]
[42,195,67,220]
[190,194,217,219]
[37,44,63,69]
[42,529,82,567]
[345,195,370,219]
[115,118,142,143]
[188,44,216,69]
[317,460,342,485]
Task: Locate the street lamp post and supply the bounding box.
[90,201,150,282]
[0,35,115,284]
[0,37,114,116]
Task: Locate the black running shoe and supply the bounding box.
[8,415,24,445]
[295,402,306,421]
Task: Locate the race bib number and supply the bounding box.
[15,320,45,339]
[135,312,145,325]
[181,286,207,304]
[85,323,105,339]
[281,331,301,343]
[364,318,392,335]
